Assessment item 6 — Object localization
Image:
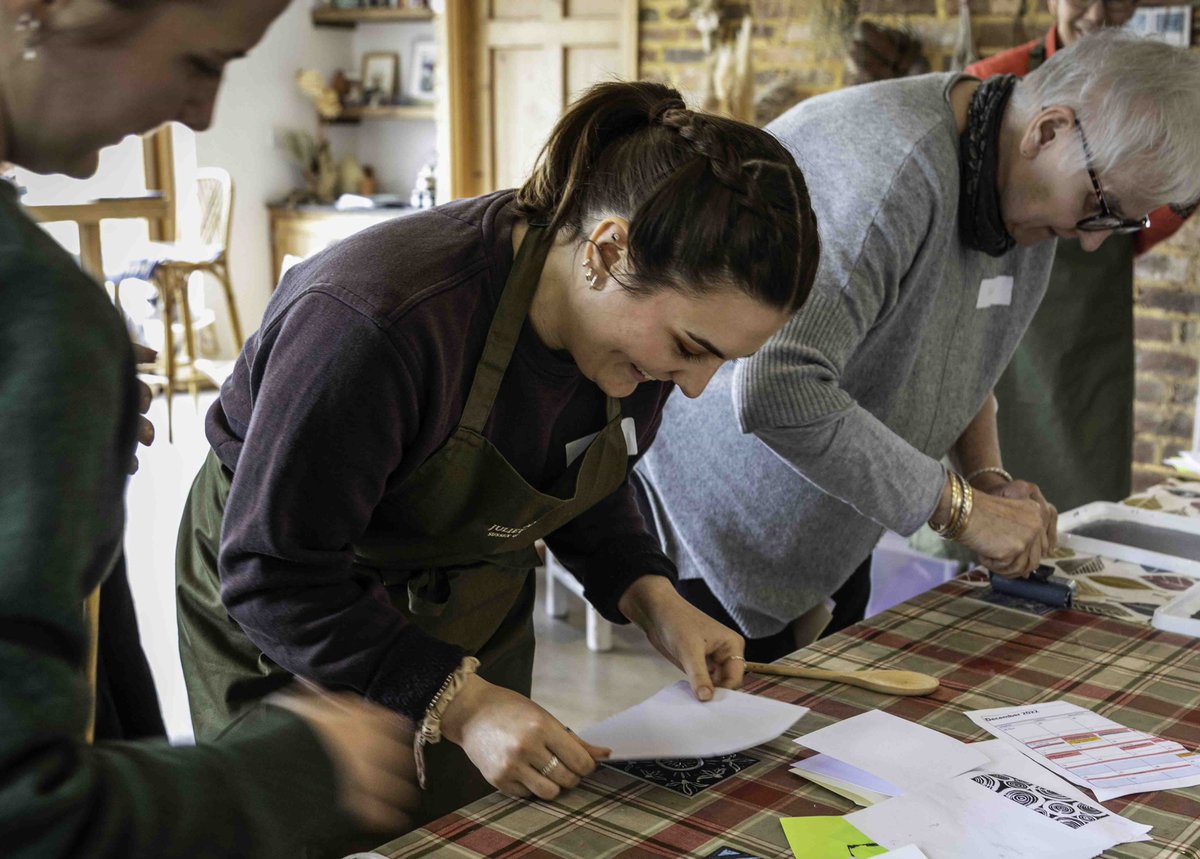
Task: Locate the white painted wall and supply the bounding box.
[189,4,346,337]
[346,20,438,196]
[190,6,437,344]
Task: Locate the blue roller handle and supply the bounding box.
[989,564,1075,608]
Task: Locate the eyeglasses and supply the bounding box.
[1074,120,1150,234]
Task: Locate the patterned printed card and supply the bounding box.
[602,753,759,797]
[970,773,1109,829]
[958,481,1200,624]
[704,847,764,859]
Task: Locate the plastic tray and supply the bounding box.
[1058,502,1200,578]
[1152,581,1200,638]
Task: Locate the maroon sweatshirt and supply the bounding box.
[206,191,676,720]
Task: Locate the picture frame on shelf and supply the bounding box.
[409,41,437,101]
[362,51,400,105]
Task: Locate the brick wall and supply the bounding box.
[640,0,1200,491]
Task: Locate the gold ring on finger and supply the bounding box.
[539,754,560,778]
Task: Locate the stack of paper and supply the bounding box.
[793,710,990,792]
[784,710,1151,859]
[1165,450,1200,478]
[965,700,1200,801]
[790,754,901,806]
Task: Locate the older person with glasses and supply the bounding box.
[964,7,1191,514]
[631,31,1200,661]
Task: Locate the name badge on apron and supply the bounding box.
[565,416,637,467]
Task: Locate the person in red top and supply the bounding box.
[965,0,1189,511]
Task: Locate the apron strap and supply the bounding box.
[604,390,621,423]
[459,225,555,433]
[84,587,100,744]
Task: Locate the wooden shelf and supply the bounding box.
[321,103,436,124]
[311,6,434,27]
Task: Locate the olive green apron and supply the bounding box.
[994,234,1135,510]
[177,226,631,826]
[992,44,1135,512]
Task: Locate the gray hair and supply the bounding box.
[1009,29,1200,209]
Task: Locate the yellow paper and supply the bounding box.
[780,816,888,859]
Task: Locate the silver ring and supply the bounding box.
[727,655,746,662]
[538,754,560,778]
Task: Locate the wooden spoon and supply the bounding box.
[745,661,939,696]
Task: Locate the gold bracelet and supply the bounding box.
[965,466,1013,486]
[948,471,965,536]
[930,471,960,536]
[415,656,480,789]
[947,474,975,541]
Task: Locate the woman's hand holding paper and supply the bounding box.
[440,675,610,801]
[617,574,746,702]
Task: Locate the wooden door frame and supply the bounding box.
[440,0,638,201]
[142,126,176,241]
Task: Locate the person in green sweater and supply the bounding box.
[0,1,420,856]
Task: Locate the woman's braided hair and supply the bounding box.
[516,80,819,314]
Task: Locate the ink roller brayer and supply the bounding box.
[989,564,1075,608]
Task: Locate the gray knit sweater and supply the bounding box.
[633,73,1057,637]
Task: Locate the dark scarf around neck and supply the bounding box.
[958,74,1018,257]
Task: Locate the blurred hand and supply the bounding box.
[270,686,419,834]
[618,575,746,701]
[440,674,609,800]
[129,343,157,474]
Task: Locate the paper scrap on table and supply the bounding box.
[965,700,1200,801]
[577,680,808,761]
[794,709,989,792]
[779,816,887,859]
[848,771,1139,859]
[876,847,929,859]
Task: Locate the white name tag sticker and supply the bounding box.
[976,275,1013,309]
[565,417,638,467]
[621,416,638,457]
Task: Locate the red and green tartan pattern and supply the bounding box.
[377,580,1200,859]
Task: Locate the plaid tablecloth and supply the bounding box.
[377,578,1200,858]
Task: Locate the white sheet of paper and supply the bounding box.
[794,710,989,792]
[976,275,1014,308]
[848,773,1121,859]
[877,847,930,859]
[965,700,1200,801]
[968,741,1151,843]
[792,753,903,797]
[576,680,808,761]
